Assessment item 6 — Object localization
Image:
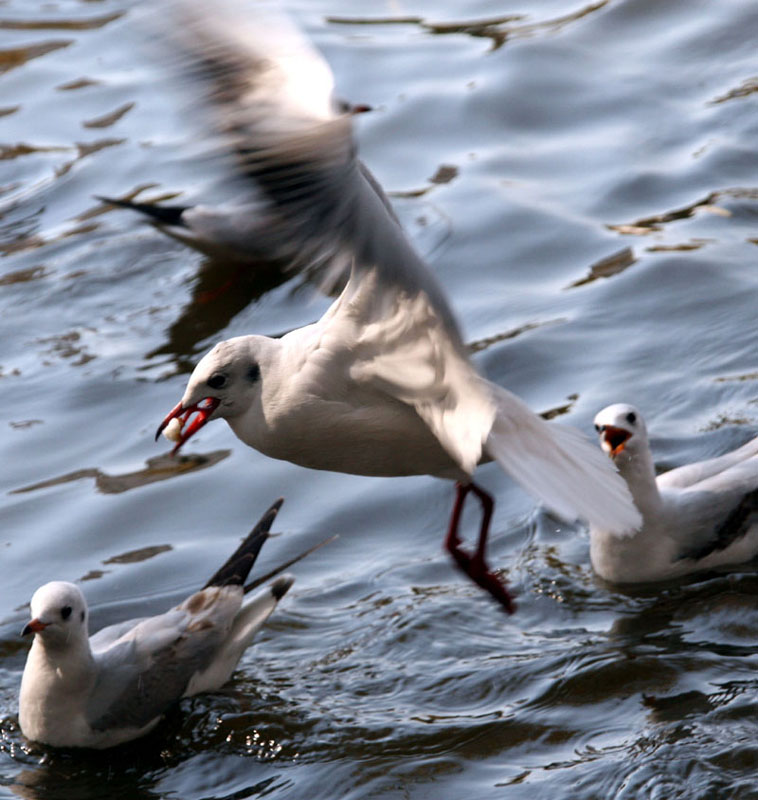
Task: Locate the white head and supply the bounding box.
[156,336,272,452]
[23,581,89,649]
[593,403,649,462]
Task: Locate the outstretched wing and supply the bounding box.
[337,272,496,476]
[148,0,491,473]
[143,1,394,287]
[146,0,640,521]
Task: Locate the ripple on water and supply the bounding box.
[3,0,758,798]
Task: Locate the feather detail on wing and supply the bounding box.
[144,0,463,316]
[87,587,239,732]
[142,0,355,284]
[674,486,758,562]
[658,434,758,490]
[347,273,494,476]
[665,454,758,559]
[485,385,642,534]
[186,579,291,695]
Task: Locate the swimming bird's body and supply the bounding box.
[591,404,758,583]
[151,0,641,611]
[19,500,294,749]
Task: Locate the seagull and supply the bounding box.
[18,499,310,749]
[95,102,370,268]
[591,403,758,583]
[96,196,253,263]
[151,0,641,612]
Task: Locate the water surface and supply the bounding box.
[2,0,758,798]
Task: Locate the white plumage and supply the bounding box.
[591,403,758,583]
[19,500,294,749]
[151,0,641,611]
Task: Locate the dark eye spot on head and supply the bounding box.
[207,373,226,390]
[80,611,85,622]
[247,363,261,383]
[594,424,602,433]
[626,412,637,425]
[61,605,72,620]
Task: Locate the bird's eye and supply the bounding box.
[207,373,227,390]
[80,611,85,622]
[626,412,637,425]
[61,606,72,620]
[247,364,261,383]
[594,424,602,433]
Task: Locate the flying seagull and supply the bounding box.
[152,0,640,612]
[591,403,758,582]
[19,498,319,749]
[95,102,372,267]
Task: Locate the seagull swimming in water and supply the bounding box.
[18,499,315,749]
[152,0,641,612]
[591,403,758,583]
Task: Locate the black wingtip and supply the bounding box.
[270,575,294,601]
[96,195,190,227]
[204,498,285,589]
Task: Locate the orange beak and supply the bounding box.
[21,618,48,636]
[155,397,221,454]
[603,425,632,457]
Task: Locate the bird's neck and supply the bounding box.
[614,443,663,522]
[19,637,96,747]
[25,635,96,692]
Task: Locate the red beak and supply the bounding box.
[22,618,48,636]
[155,397,221,454]
[603,425,632,457]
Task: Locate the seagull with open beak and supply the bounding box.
[150,0,641,612]
[591,403,758,583]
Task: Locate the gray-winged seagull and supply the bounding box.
[19,499,309,749]
[591,403,758,582]
[151,0,641,612]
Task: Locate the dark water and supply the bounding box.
[2,0,758,797]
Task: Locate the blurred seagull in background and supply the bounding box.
[19,499,322,749]
[151,0,640,612]
[591,403,758,583]
[96,100,372,267]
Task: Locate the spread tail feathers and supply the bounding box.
[486,386,642,534]
[187,573,294,696]
[204,498,284,588]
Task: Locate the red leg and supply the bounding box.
[444,482,515,613]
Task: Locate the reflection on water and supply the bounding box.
[0,41,71,75]
[467,317,566,355]
[3,0,758,797]
[103,544,172,565]
[327,0,609,51]
[607,188,753,236]
[146,257,289,366]
[565,246,636,289]
[11,452,230,495]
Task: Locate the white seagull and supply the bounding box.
[151,0,641,611]
[19,499,306,749]
[591,403,758,583]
